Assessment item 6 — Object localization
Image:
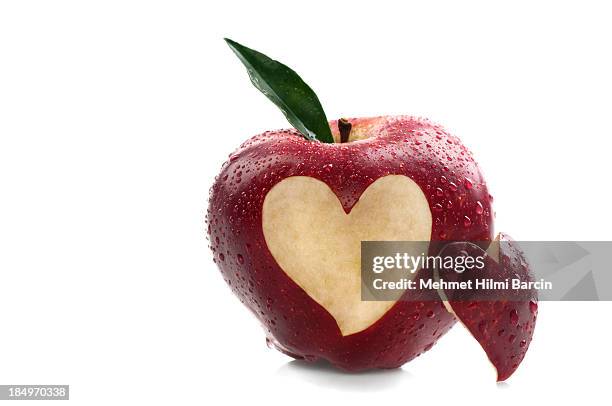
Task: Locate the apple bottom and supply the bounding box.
[266,297,456,371]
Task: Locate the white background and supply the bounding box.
[0,1,610,404]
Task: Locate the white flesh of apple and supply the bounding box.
[262,175,432,336]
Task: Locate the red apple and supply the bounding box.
[207,115,495,371]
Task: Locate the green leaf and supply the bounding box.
[224,38,334,143]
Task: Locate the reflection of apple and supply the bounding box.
[207,115,495,370]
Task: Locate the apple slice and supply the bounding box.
[439,233,538,381]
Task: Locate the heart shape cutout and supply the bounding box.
[262,175,432,335]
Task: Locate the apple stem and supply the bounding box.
[338,118,352,143]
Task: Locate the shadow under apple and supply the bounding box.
[276,359,412,392]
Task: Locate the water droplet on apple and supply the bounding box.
[509,309,519,325]
[449,182,458,192]
[463,215,472,228]
[218,253,225,261]
[237,254,244,264]
[475,201,484,215]
[464,178,473,189]
[508,334,516,343]
[519,340,527,348]
[529,300,538,314]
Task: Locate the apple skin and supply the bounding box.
[207,116,494,370]
[440,234,538,381]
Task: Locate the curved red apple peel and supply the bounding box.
[439,233,538,381]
